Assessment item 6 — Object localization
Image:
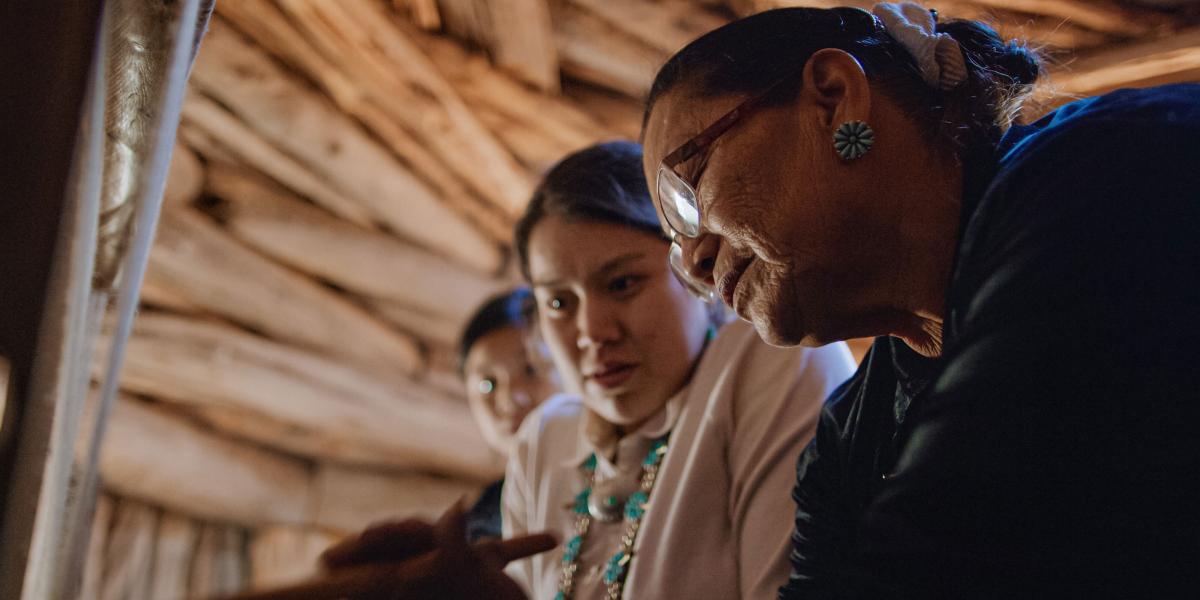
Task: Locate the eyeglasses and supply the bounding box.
[655,68,801,302]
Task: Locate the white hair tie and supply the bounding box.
[871,2,967,90]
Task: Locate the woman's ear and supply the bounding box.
[800,48,872,130]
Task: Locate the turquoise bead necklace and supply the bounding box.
[556,437,669,600]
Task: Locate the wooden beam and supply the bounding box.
[410,27,612,171]
[554,2,662,98]
[570,0,726,57]
[309,464,483,534]
[249,527,337,589]
[205,164,505,321]
[146,513,198,600]
[78,494,113,600]
[99,394,312,528]
[489,0,561,92]
[188,524,248,598]
[1050,26,1200,96]
[237,0,535,219]
[163,143,202,209]
[189,23,503,270]
[211,4,516,247]
[179,93,376,230]
[393,0,443,30]
[114,313,501,480]
[961,0,1154,36]
[146,208,423,374]
[98,499,157,600]
[369,298,468,350]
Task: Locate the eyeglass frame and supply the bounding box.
[654,6,882,240]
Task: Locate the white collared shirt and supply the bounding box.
[503,321,856,599]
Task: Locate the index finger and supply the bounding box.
[477,532,559,565]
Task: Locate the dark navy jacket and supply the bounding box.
[781,84,1200,599]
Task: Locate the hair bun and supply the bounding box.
[937,19,1042,88]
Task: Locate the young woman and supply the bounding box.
[502,141,856,599]
[459,288,562,541]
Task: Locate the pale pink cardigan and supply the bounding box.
[503,321,855,599]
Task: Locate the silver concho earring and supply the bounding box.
[833,120,875,160]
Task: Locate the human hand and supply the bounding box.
[222,502,556,600]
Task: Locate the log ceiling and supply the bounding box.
[92,0,1196,593]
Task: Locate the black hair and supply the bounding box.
[458,287,533,376]
[514,140,665,281]
[644,6,1041,168]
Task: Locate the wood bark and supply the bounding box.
[146,208,423,374]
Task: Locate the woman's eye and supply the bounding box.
[608,275,642,294]
[546,296,567,311]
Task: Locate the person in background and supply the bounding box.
[502,141,856,599]
[640,2,1200,596]
[459,288,562,541]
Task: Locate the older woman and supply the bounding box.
[641,2,1200,597]
[503,141,854,599]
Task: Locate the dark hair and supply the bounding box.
[458,287,533,376]
[514,140,665,281]
[645,7,1041,167]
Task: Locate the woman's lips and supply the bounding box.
[717,257,754,310]
[586,363,637,390]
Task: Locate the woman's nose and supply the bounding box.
[677,234,719,287]
[576,298,621,349]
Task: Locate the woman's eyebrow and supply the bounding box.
[592,252,647,281]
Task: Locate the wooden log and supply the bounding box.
[393,0,442,30]
[489,0,561,92]
[99,394,312,528]
[410,27,611,171]
[77,494,113,600]
[146,208,423,374]
[205,165,505,322]
[147,513,198,600]
[179,93,375,229]
[249,527,337,589]
[99,499,157,600]
[227,0,534,219]
[569,0,726,57]
[188,524,248,599]
[211,4,515,246]
[553,1,662,98]
[309,465,484,535]
[1050,26,1200,96]
[961,0,1154,36]
[369,298,471,350]
[164,143,203,209]
[189,23,503,270]
[115,313,501,480]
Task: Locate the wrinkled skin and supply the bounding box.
[526,215,710,430]
[642,49,960,354]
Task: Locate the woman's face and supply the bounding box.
[527,215,710,429]
[464,325,561,455]
[642,74,888,347]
